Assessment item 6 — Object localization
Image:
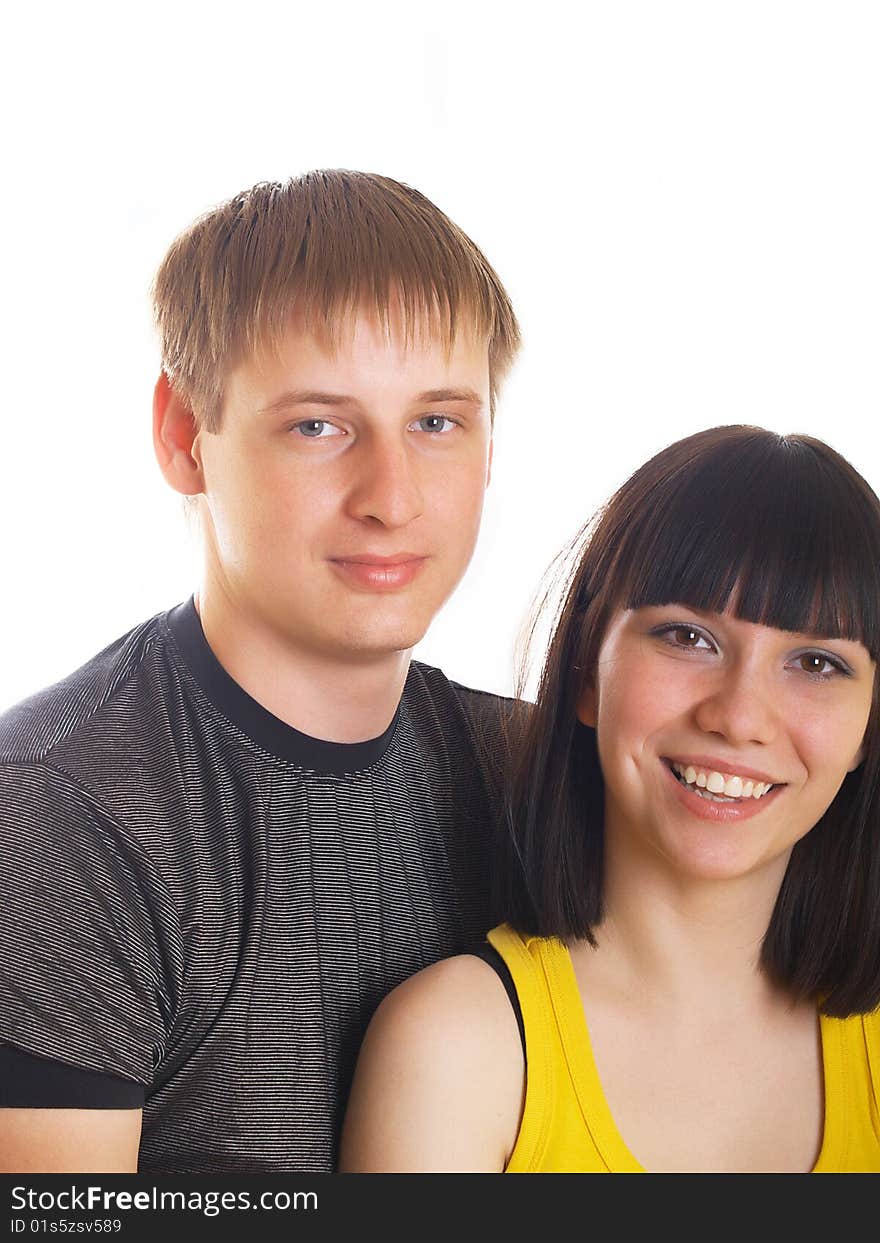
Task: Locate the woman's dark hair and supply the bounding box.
[497,425,880,1016]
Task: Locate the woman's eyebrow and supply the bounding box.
[642,605,868,648]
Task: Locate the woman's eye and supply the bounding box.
[656,624,714,651]
[792,652,847,679]
[412,415,456,434]
[290,419,343,438]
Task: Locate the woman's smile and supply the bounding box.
[660,755,787,824]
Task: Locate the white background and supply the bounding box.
[2,1,878,710]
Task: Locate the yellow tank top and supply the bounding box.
[487,923,880,1173]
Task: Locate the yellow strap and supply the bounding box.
[487,923,556,1171]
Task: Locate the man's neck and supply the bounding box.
[193,589,411,745]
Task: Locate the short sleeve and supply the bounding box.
[0,1043,145,1108]
[0,762,182,1089]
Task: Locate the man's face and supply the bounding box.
[193,309,493,662]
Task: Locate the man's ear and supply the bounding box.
[152,372,205,496]
[576,681,597,728]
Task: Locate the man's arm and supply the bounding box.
[0,765,173,1174]
[0,1107,142,1173]
[0,1045,145,1172]
[339,955,525,1173]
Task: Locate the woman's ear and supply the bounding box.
[576,683,597,728]
[847,741,866,773]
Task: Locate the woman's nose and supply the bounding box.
[692,663,779,746]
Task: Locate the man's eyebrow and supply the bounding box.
[258,386,485,416]
[416,387,484,407]
[258,391,353,415]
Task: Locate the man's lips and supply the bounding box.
[329,554,426,566]
[327,554,429,591]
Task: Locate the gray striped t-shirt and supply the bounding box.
[0,596,515,1173]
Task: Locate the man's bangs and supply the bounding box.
[614,434,880,658]
[234,175,503,364]
[153,170,520,429]
[254,281,493,365]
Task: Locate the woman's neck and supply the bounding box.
[572,831,795,1018]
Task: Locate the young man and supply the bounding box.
[0,171,521,1173]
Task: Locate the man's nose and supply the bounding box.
[345,437,424,529]
[693,661,779,747]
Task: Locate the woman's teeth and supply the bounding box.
[670,762,775,803]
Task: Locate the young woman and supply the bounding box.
[340,425,880,1173]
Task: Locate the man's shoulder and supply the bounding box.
[447,678,523,718]
[0,606,174,767]
[408,659,526,726]
[406,661,531,791]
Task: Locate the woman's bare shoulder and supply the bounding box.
[376,950,521,1035]
[339,952,525,1172]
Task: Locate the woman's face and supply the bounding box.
[577,603,876,883]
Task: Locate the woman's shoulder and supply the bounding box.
[339,933,526,1171]
[369,934,525,1062]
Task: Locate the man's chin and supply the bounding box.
[327,620,429,662]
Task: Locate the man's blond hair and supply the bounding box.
[152,169,521,430]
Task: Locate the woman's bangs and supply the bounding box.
[614,440,880,657]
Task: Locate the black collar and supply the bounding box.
[164,595,401,773]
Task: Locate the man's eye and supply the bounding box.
[412,415,456,434]
[290,419,343,438]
